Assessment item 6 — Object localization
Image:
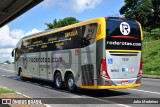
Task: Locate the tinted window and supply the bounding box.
[20,23,98,53]
[81,23,97,47]
[106,18,142,50]
[106,19,141,39]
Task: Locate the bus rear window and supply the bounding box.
[106,18,141,39]
[106,18,142,50]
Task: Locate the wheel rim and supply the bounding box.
[68,78,74,89]
[56,76,61,87]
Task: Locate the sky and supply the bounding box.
[0,0,124,63]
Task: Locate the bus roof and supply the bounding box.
[21,17,105,41]
[20,17,140,42]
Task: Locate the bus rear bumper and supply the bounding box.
[80,84,140,90]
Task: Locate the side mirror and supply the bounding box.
[11,48,16,57]
[11,49,14,57]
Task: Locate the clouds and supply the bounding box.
[0,25,18,48]
[61,0,102,13]
[10,29,25,39]
[0,48,14,63]
[0,25,40,48]
[43,0,58,9]
[43,0,102,13]
[0,25,40,62]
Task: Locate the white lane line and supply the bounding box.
[25,81,31,83]
[12,78,17,80]
[0,68,14,72]
[16,92,30,98]
[33,83,41,85]
[129,89,160,95]
[43,85,52,89]
[6,76,11,78]
[44,104,53,107]
[0,64,7,67]
[117,104,131,107]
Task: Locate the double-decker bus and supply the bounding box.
[12,17,143,91]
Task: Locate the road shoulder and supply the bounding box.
[0,86,47,107]
[143,74,160,79]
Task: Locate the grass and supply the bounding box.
[142,39,160,75]
[0,87,15,94]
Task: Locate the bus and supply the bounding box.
[12,17,143,92]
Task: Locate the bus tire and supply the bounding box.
[54,72,63,89]
[66,73,76,92]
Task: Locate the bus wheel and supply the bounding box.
[66,74,76,92]
[54,72,63,89]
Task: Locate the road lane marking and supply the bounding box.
[129,89,160,95]
[16,92,52,107]
[16,92,30,98]
[25,81,31,83]
[43,85,52,89]
[6,76,10,77]
[12,78,17,80]
[44,104,52,107]
[0,64,8,67]
[0,68,14,72]
[117,104,131,107]
[33,83,41,85]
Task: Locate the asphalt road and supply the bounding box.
[0,64,160,107]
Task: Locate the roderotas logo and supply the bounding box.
[120,22,131,35]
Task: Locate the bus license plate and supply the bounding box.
[121,81,129,85]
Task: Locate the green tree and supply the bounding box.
[147,0,160,30]
[120,0,160,30]
[45,17,79,30]
[4,60,11,64]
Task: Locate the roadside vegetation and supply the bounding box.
[143,28,160,75]
[120,0,160,75]
[0,88,15,94]
[45,0,160,75]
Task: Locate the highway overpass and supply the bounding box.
[0,0,43,27]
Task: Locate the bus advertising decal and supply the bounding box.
[106,38,142,50]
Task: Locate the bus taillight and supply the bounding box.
[137,58,142,77]
[100,58,110,78]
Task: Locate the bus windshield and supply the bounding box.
[106,18,142,50]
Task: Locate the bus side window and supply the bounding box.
[81,37,90,47]
[81,23,98,47]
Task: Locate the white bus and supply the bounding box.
[12,17,143,91]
